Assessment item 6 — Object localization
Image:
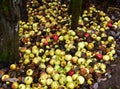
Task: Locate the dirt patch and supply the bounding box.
[98,59,120,89]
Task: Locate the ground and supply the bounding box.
[0,1,120,89]
[98,7,120,89]
[98,58,120,89]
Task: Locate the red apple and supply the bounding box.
[34,12,38,15]
[68,69,75,76]
[96,53,103,60]
[43,40,48,45]
[84,33,90,38]
[107,23,112,27]
[53,34,58,41]
[11,82,19,89]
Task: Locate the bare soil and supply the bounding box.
[98,58,120,89]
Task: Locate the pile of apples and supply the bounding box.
[0,0,120,89]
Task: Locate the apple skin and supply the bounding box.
[24,76,33,85]
[53,34,59,41]
[43,40,49,45]
[107,23,112,27]
[10,64,17,70]
[18,84,26,89]
[11,82,19,89]
[67,69,75,76]
[84,33,90,38]
[1,74,10,82]
[96,53,103,60]
[26,69,33,76]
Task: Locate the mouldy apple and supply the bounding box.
[80,68,88,76]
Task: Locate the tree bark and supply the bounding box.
[70,0,83,30]
[0,0,20,68]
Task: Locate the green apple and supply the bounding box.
[78,76,85,84]
[26,69,33,76]
[18,84,26,89]
[65,54,72,61]
[24,76,33,85]
[66,82,75,89]
[1,74,10,82]
[46,65,54,74]
[66,76,73,82]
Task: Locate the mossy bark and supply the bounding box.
[70,0,83,30]
[0,0,20,68]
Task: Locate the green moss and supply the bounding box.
[0,52,8,62]
[109,87,112,89]
[0,0,11,16]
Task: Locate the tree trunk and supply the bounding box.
[0,0,20,68]
[20,0,28,22]
[70,0,83,30]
